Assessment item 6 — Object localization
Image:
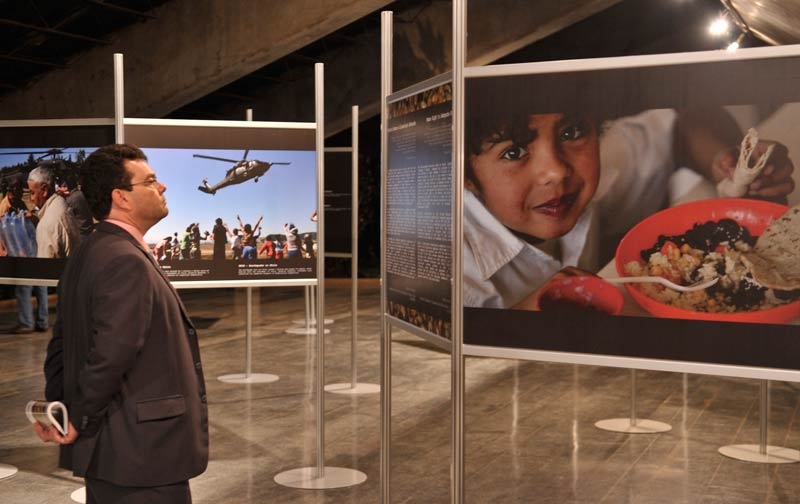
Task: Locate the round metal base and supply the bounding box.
[217,373,279,384]
[0,464,18,480]
[324,382,381,395]
[291,318,334,326]
[285,327,330,335]
[595,418,672,434]
[274,466,367,489]
[70,486,86,503]
[718,444,800,464]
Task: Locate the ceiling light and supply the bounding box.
[709,16,730,36]
[726,32,746,52]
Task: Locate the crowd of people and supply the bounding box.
[150,215,316,262]
[0,164,88,334]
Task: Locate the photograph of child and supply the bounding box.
[463,99,796,311]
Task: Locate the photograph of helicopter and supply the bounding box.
[0,147,89,190]
[194,149,291,195]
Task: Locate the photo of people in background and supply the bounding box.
[0,144,319,283]
[0,149,88,261]
[0,149,88,333]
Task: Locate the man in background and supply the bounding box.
[12,165,82,334]
[0,178,48,334]
[56,172,95,238]
[27,164,80,259]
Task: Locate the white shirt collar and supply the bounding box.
[464,190,595,281]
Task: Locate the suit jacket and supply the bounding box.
[44,220,208,486]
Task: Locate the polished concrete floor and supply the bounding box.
[0,279,798,503]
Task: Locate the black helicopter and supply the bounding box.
[0,148,86,185]
[195,150,290,195]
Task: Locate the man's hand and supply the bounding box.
[32,420,79,445]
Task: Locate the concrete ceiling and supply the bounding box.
[0,0,786,137]
[0,0,622,133]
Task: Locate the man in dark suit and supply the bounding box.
[33,144,209,503]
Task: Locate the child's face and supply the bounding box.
[467,113,600,240]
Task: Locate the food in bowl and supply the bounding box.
[742,204,800,291]
[623,217,800,314]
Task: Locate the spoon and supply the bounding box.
[604,276,719,293]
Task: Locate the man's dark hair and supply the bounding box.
[80,144,147,220]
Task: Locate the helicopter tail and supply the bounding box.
[197,180,216,195]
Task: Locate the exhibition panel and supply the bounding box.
[382,5,800,502]
[0,119,115,284]
[461,45,800,379]
[123,118,319,286]
[323,149,354,256]
[385,75,454,345]
[323,107,381,396]
[273,63,367,490]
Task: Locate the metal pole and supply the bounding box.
[314,62,326,477]
[351,105,359,389]
[311,284,317,325]
[245,108,254,380]
[452,0,466,502]
[380,11,393,504]
[305,285,311,330]
[759,380,769,455]
[630,369,638,427]
[113,53,124,143]
[245,287,253,378]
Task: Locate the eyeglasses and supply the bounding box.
[120,176,161,191]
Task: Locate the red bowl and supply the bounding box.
[536,275,624,315]
[614,198,800,324]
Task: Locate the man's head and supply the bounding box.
[6,180,23,202]
[81,144,168,232]
[27,165,57,209]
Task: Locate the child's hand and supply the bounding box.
[712,141,795,203]
[512,267,590,311]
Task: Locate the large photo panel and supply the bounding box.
[0,121,115,282]
[463,46,800,371]
[125,120,318,283]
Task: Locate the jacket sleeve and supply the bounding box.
[74,251,153,435]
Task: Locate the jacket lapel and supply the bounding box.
[97,222,195,329]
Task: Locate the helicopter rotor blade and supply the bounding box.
[242,149,249,160]
[0,150,54,156]
[193,154,241,163]
[35,148,70,162]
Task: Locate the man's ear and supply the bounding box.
[110,187,129,209]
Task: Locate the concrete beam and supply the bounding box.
[0,0,393,119]
[214,0,620,136]
[0,0,619,138]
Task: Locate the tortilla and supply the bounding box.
[743,204,800,290]
[717,128,775,198]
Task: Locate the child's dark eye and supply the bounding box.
[560,123,588,141]
[501,145,528,161]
